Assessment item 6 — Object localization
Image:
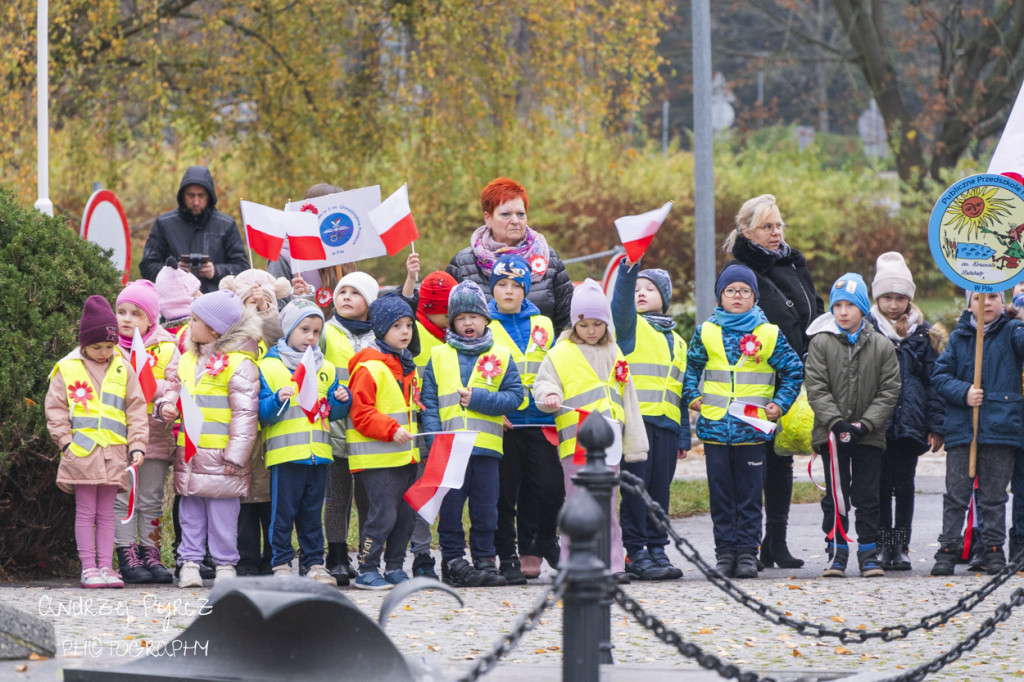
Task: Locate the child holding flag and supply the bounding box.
[112,280,180,584]
[612,259,691,581]
[420,281,523,587]
[46,296,148,588]
[532,279,649,582]
[485,254,563,584]
[259,299,351,585]
[154,290,262,587]
[805,273,900,578]
[346,294,420,590]
[683,265,803,580]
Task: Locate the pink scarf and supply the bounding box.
[471,225,551,283]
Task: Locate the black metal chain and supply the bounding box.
[457,570,568,682]
[612,584,777,682]
[619,470,1024,643]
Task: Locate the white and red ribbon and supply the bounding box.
[826,433,852,544]
[119,464,138,524]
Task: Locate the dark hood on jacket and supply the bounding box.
[177,166,218,226]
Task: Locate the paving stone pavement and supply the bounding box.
[3,471,1023,681]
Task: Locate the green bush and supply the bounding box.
[0,186,123,576]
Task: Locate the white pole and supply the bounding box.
[693,0,715,322]
[35,0,53,217]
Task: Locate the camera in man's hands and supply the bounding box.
[179,253,210,271]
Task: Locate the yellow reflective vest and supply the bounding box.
[413,320,446,381]
[176,350,255,450]
[345,360,420,470]
[323,323,357,386]
[259,355,337,466]
[549,342,626,459]
[627,316,687,425]
[699,322,778,421]
[431,343,513,455]
[488,315,554,410]
[52,355,129,457]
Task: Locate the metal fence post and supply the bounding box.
[572,412,617,664]
[559,487,606,682]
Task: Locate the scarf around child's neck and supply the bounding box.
[332,313,373,337]
[641,311,676,333]
[274,338,323,371]
[118,325,157,351]
[445,327,494,355]
[374,338,416,375]
[711,306,767,333]
[416,310,447,342]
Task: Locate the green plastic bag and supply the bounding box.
[774,388,814,456]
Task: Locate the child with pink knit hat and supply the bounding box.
[155,257,202,350]
[111,279,182,584]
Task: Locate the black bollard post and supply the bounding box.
[559,487,607,682]
[572,412,617,664]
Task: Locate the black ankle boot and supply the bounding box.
[761,524,803,569]
[326,543,350,585]
[877,528,894,569]
[889,528,911,571]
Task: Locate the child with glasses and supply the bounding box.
[682,264,803,580]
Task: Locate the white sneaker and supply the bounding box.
[80,567,104,589]
[98,567,124,588]
[178,561,203,588]
[306,564,338,586]
[214,564,236,584]
[272,564,292,578]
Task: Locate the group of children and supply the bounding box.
[47,235,1024,590]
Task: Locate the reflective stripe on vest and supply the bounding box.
[55,355,130,457]
[626,316,688,424]
[323,323,356,385]
[259,355,337,466]
[345,360,419,470]
[175,350,252,449]
[548,342,626,459]
[699,322,778,421]
[413,320,446,381]
[432,343,512,454]
[488,315,554,410]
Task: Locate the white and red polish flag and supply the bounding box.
[240,200,308,261]
[129,326,157,404]
[287,220,328,264]
[404,431,476,523]
[988,78,1024,176]
[368,184,419,257]
[614,201,673,262]
[177,386,203,463]
[291,346,321,420]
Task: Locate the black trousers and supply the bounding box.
[237,501,273,573]
[763,446,793,528]
[878,438,923,533]
[819,442,882,546]
[494,428,565,559]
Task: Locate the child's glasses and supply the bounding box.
[722,287,754,299]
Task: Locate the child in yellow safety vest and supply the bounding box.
[611,259,690,582]
[112,280,180,585]
[45,296,148,589]
[258,299,351,585]
[347,294,420,590]
[682,264,803,580]
[154,290,262,588]
[533,279,649,582]
[421,280,523,588]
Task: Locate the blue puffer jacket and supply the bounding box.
[866,314,945,450]
[487,298,555,426]
[683,312,804,445]
[932,310,1024,450]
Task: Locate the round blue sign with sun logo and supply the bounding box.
[929,173,1024,292]
[320,212,355,247]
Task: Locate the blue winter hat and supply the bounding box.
[715,264,759,304]
[369,293,414,341]
[489,254,531,296]
[830,273,871,315]
[638,268,672,312]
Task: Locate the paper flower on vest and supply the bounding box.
[615,359,630,384]
[315,287,333,308]
[527,325,549,354]
[68,381,94,413]
[529,254,548,276]
[477,354,502,385]
[146,349,159,366]
[205,352,230,377]
[311,397,331,426]
[739,334,762,364]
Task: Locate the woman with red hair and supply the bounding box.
[446,178,573,334]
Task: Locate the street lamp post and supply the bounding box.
[35,0,53,217]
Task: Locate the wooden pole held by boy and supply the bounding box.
[970,295,984,478]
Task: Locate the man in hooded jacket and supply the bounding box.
[140,166,249,293]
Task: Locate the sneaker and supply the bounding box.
[214,565,236,584]
[412,553,439,581]
[140,545,174,584]
[272,564,292,578]
[473,558,508,587]
[626,550,671,581]
[983,546,1007,575]
[80,567,104,589]
[930,546,958,577]
[115,545,153,584]
[306,564,338,586]
[499,556,527,585]
[823,546,849,578]
[385,569,410,585]
[520,555,542,579]
[98,567,124,588]
[714,552,736,579]
[649,547,683,580]
[354,571,393,590]
[178,561,203,588]
[734,552,758,579]
[442,557,487,588]
[857,545,885,578]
